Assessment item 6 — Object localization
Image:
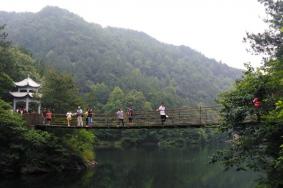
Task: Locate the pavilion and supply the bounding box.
[9,76,41,113]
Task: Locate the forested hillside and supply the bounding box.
[0,6,241,108]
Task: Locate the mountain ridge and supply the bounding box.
[0,6,242,106]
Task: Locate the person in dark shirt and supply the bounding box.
[42,108,47,124]
[127,106,134,125]
[87,108,93,126]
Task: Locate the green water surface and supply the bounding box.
[0,145,258,188]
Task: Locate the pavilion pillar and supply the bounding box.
[25,98,29,112]
[13,98,16,111]
[38,102,41,114]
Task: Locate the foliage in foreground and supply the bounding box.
[212,0,283,187]
[212,65,282,186]
[0,99,96,174]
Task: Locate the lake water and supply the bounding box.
[0,145,258,188]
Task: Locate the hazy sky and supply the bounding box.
[1,0,268,69]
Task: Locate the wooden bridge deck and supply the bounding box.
[24,106,223,129]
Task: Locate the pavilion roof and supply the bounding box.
[9,92,41,98]
[14,77,40,88]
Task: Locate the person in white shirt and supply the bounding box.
[156,102,166,125]
[116,108,125,126]
[76,106,83,126]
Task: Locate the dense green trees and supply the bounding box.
[0,25,12,99]
[104,87,125,113]
[41,69,82,113]
[102,87,151,113]
[85,83,111,110]
[0,99,87,174]
[94,128,220,149]
[213,0,283,187]
[0,25,39,100]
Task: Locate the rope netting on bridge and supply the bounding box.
[22,106,222,128]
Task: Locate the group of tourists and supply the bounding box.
[41,102,168,127]
[65,106,94,127]
[15,107,38,114]
[70,106,135,127]
[116,106,134,127]
[42,106,94,126]
[15,107,28,114]
[115,103,168,127]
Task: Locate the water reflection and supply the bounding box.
[0,146,257,188]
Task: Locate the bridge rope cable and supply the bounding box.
[23,106,223,128]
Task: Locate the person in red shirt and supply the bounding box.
[253,97,261,109]
[252,97,261,121]
[46,109,52,125]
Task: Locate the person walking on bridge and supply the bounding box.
[76,106,83,127]
[156,102,166,125]
[46,109,52,125]
[87,107,93,126]
[42,108,47,124]
[66,111,72,126]
[116,108,125,127]
[127,106,134,125]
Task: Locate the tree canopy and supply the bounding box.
[0,25,39,100]
[41,69,82,113]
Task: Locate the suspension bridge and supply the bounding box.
[23,106,223,129]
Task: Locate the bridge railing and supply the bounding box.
[23,106,222,127]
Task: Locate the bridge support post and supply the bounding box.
[199,106,202,125]
[106,118,109,128]
[205,109,208,124]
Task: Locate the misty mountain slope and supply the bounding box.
[0,6,242,105]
